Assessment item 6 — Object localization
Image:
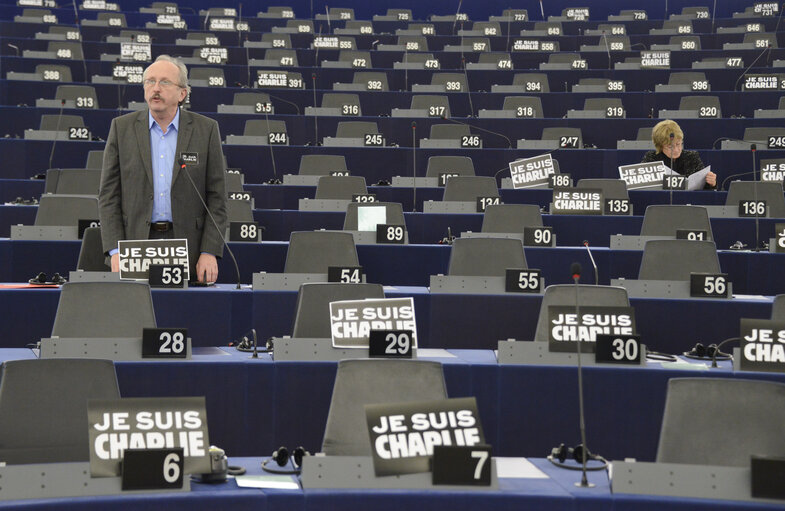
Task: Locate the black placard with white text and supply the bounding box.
[148,264,186,288]
[142,328,188,358]
[676,229,709,241]
[505,269,542,293]
[327,266,363,284]
[690,273,730,298]
[523,226,554,247]
[78,219,100,239]
[87,397,210,477]
[365,397,484,476]
[122,448,184,490]
[432,445,492,486]
[376,224,406,244]
[595,334,642,364]
[740,318,785,372]
[229,221,261,242]
[118,239,189,281]
[775,223,785,253]
[368,330,414,358]
[548,306,636,353]
[551,188,603,215]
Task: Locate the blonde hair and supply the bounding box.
[651,120,684,152]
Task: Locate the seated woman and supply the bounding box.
[642,119,717,190]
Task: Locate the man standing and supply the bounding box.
[99,55,227,282]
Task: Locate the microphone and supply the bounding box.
[461,57,475,117]
[733,43,773,92]
[669,132,675,206]
[7,43,20,56]
[601,31,611,70]
[439,115,512,148]
[750,143,762,252]
[48,99,66,171]
[411,121,417,212]
[710,0,717,33]
[70,0,88,83]
[570,262,593,488]
[203,9,210,30]
[719,170,759,191]
[311,27,323,146]
[325,5,331,32]
[539,0,545,20]
[263,110,281,184]
[236,3,242,47]
[710,336,740,368]
[452,0,464,35]
[178,157,242,289]
[583,241,598,285]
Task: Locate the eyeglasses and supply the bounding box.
[143,78,181,88]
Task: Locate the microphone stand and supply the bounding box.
[411,121,417,212]
[571,263,593,488]
[710,337,740,368]
[751,144,761,251]
[668,133,675,206]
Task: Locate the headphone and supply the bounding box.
[262,446,309,475]
[547,443,608,471]
[683,342,731,361]
[28,272,66,285]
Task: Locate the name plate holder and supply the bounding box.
[253,272,328,290]
[300,455,498,490]
[423,201,481,214]
[497,339,648,366]
[610,278,733,299]
[391,176,440,187]
[611,461,781,504]
[0,461,190,501]
[271,336,419,362]
[10,225,79,240]
[298,198,352,212]
[429,275,545,295]
[39,336,192,361]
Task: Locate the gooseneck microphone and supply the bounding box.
[733,43,773,92]
[601,31,611,70]
[263,109,281,184]
[439,115,512,148]
[571,262,593,488]
[48,99,67,170]
[710,336,740,368]
[751,143,761,251]
[668,132,675,206]
[582,241,598,285]
[179,157,242,289]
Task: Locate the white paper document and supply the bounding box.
[662,165,711,191]
[235,475,300,489]
[495,457,548,479]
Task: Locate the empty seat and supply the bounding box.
[382,8,412,20]
[291,283,384,338]
[284,231,359,273]
[39,114,85,131]
[232,92,271,108]
[448,237,527,277]
[45,169,101,195]
[96,12,127,26]
[46,42,84,60]
[77,227,110,272]
[315,176,368,200]
[34,194,99,226]
[426,156,475,178]
[343,202,405,230]
[266,48,299,66]
[0,359,120,464]
[298,155,348,176]
[85,150,104,169]
[397,35,428,51]
[351,72,389,91]
[577,178,630,201]
[429,124,470,140]
[743,32,778,48]
[430,73,468,92]
[410,95,451,117]
[343,20,373,33]
[337,50,372,67]
[189,67,225,87]
[261,33,292,48]
[657,378,785,466]
[633,127,653,141]
[51,281,157,338]
[443,176,499,202]
[583,98,625,117]
[512,73,550,92]
[481,204,543,233]
[670,35,701,50]
[225,172,244,192]
[534,285,630,342]
[478,52,513,66]
[35,64,72,82]
[321,93,362,115]
[743,127,785,143]
[725,181,785,217]
[772,294,785,320]
[640,205,714,239]
[679,96,721,117]
[542,127,584,148]
[335,121,380,138]
[242,119,288,137]
[322,359,447,455]
[502,96,543,118]
[226,199,254,223]
[638,240,721,280]
[546,53,583,65]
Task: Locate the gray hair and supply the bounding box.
[143,54,191,98]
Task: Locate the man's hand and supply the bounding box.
[706,171,717,188]
[111,253,120,272]
[195,253,218,283]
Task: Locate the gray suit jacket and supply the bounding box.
[98,109,228,276]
